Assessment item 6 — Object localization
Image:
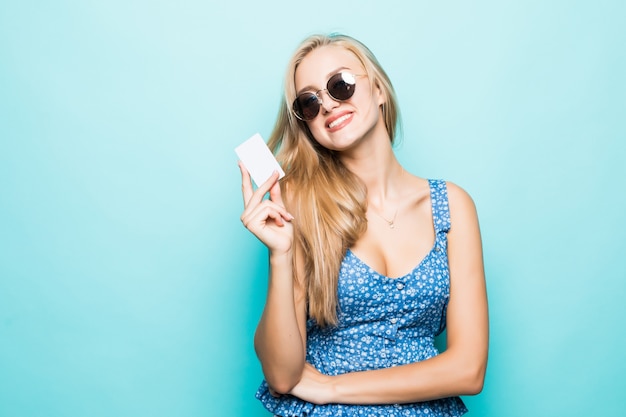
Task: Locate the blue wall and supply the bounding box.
[1,1,624,416]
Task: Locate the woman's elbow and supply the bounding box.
[264,370,301,395]
[460,362,486,395]
[464,375,484,396]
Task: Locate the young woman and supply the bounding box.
[239,33,488,416]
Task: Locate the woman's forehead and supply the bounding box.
[295,46,363,86]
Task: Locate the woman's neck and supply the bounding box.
[340,139,405,206]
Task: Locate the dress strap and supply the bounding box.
[428,179,450,234]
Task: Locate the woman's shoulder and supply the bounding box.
[441,181,480,232]
[401,172,476,205]
[445,181,472,200]
[443,181,476,208]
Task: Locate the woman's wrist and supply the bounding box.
[269,248,293,264]
[325,373,341,404]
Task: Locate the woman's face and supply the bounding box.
[294,45,385,152]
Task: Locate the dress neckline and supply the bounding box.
[346,241,438,280]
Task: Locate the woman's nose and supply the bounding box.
[319,90,339,113]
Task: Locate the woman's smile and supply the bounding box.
[326,111,354,131]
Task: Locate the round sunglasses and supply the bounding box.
[292,72,363,121]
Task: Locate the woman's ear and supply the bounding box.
[374,80,387,107]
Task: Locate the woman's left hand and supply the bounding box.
[289,363,334,405]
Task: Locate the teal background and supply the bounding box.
[1,1,625,416]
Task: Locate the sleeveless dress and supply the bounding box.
[256,179,468,417]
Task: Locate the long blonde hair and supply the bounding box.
[268,34,400,326]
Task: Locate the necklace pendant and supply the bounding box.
[371,208,398,229]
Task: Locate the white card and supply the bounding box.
[235,133,285,186]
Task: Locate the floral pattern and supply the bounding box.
[256,180,467,417]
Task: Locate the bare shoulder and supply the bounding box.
[446,181,477,210]
[445,181,480,232]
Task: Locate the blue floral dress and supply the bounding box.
[256,179,468,417]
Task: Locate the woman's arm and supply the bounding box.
[238,163,308,394]
[254,241,308,394]
[290,182,488,404]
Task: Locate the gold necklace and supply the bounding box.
[371,208,398,229]
[369,166,405,229]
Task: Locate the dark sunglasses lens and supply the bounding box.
[328,72,356,101]
[293,93,320,120]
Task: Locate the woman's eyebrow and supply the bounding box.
[296,67,352,96]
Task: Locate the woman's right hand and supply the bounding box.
[239,161,294,255]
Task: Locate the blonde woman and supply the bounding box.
[239,33,488,416]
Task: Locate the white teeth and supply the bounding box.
[328,114,351,128]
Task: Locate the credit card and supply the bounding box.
[235,133,285,186]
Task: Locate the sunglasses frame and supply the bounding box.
[292,72,364,121]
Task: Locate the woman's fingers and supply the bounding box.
[241,198,292,229]
[238,161,254,206]
[269,179,285,208]
[240,199,294,254]
[239,162,293,222]
[240,165,279,207]
[238,163,293,252]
